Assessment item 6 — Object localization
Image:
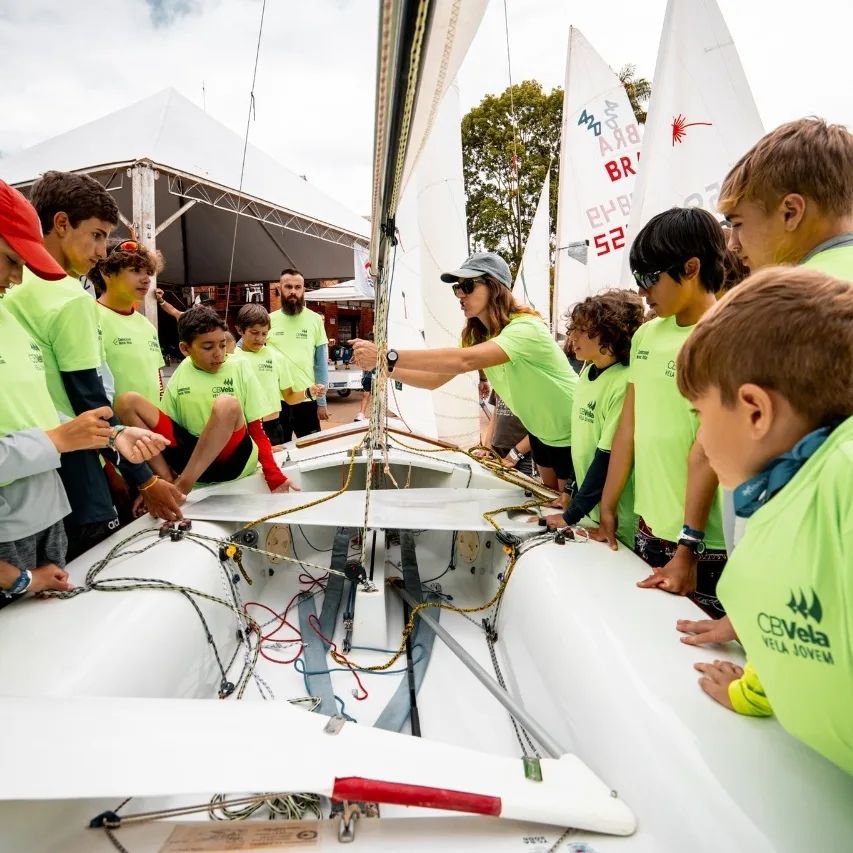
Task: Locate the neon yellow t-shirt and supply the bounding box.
[230,346,295,418]
[0,304,59,436]
[802,244,853,280]
[483,314,576,447]
[717,416,853,775]
[629,316,724,547]
[160,355,269,480]
[571,363,636,545]
[267,308,326,389]
[97,305,164,405]
[4,271,102,417]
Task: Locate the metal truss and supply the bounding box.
[164,171,368,250]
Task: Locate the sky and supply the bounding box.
[1,0,850,217]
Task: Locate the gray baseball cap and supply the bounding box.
[440,251,512,289]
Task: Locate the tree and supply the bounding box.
[461,81,561,276]
[461,69,651,275]
[618,64,652,124]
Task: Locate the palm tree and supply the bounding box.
[618,64,652,124]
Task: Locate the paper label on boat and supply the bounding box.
[160,821,319,851]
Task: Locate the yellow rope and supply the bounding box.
[235,437,367,533]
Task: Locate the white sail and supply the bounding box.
[417,81,481,447]
[514,170,551,327]
[625,0,764,268]
[553,27,642,335]
[399,1,489,198]
[385,180,438,436]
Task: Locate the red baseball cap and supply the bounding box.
[0,179,66,281]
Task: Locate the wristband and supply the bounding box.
[139,475,161,492]
[2,568,33,598]
[680,525,705,541]
[507,447,520,463]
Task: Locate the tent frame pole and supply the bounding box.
[132,161,159,327]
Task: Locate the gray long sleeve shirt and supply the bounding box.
[0,429,70,541]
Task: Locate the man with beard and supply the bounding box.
[267,268,329,439]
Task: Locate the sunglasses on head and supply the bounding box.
[451,277,486,296]
[110,240,141,255]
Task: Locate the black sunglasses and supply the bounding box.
[632,266,680,291]
[451,277,486,296]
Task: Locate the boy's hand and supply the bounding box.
[115,427,169,464]
[350,339,379,370]
[478,380,490,401]
[140,479,186,521]
[588,506,618,550]
[317,405,329,421]
[694,659,742,710]
[637,548,697,594]
[46,406,113,453]
[677,615,737,646]
[29,563,73,594]
[273,480,301,493]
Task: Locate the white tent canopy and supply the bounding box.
[305,280,373,302]
[0,89,369,290]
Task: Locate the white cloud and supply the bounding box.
[1,0,850,216]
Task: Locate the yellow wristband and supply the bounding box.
[139,475,161,492]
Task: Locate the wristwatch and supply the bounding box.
[507,447,521,464]
[2,567,33,598]
[677,525,706,555]
[386,349,399,373]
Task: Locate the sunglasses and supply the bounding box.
[110,240,141,255]
[632,267,677,291]
[451,277,486,297]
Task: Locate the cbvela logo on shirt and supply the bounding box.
[757,587,833,665]
[578,399,597,424]
[295,328,309,340]
[148,340,160,352]
[212,377,235,396]
[258,359,274,373]
[29,341,44,370]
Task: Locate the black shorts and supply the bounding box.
[361,371,374,393]
[155,412,254,483]
[528,434,575,481]
[279,400,320,441]
[262,418,285,447]
[635,517,728,617]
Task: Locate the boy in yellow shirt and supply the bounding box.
[232,304,324,448]
[677,267,853,776]
[116,307,297,494]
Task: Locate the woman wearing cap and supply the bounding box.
[0,180,167,605]
[351,251,577,492]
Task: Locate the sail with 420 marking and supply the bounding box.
[552,26,643,335]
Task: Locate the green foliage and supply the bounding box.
[617,64,652,124]
[461,69,651,276]
[462,81,561,276]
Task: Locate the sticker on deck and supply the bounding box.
[160,821,319,851]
